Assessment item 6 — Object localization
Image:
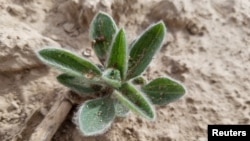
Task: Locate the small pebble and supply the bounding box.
[63,23,75,33]
[82,48,92,57]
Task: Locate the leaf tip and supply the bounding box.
[145,104,156,121]
[36,47,55,63]
[156,20,167,32]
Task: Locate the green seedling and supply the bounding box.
[37,11,186,136]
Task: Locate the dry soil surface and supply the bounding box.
[0,0,250,141]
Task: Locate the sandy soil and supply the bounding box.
[0,0,250,141]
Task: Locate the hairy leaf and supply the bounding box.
[127,22,166,79]
[107,28,127,79]
[57,73,102,94]
[142,77,185,105]
[38,48,101,77]
[113,83,155,120]
[77,96,115,136]
[102,68,121,88]
[90,12,117,64]
[114,99,129,117]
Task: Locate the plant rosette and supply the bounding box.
[37,11,186,136]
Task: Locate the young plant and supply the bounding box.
[37,11,185,136]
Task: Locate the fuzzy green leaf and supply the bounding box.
[38,48,102,77]
[102,68,121,88]
[113,83,155,120]
[57,73,101,94]
[127,22,166,79]
[78,96,115,136]
[142,77,185,105]
[107,28,127,79]
[90,12,118,64]
[114,99,129,117]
